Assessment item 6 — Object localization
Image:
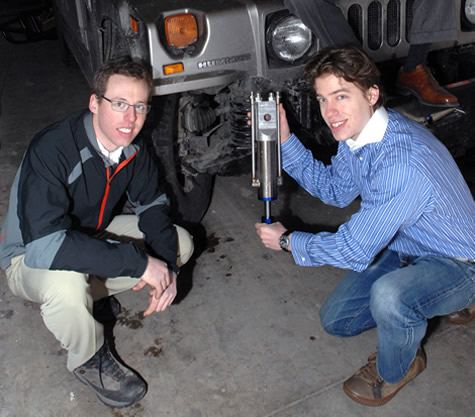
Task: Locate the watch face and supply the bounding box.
[279,234,289,251]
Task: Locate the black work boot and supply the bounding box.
[73,343,147,408]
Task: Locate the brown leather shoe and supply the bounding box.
[447,305,475,324]
[343,348,426,406]
[396,65,459,108]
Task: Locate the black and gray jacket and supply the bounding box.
[0,110,178,278]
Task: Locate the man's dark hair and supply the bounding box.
[304,45,385,108]
[92,56,153,99]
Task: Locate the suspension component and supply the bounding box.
[250,91,283,224]
[230,93,252,148]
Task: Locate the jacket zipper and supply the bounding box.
[96,152,137,230]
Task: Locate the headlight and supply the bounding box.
[465,0,475,25]
[269,15,312,62]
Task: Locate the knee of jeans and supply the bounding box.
[320,317,341,336]
[370,279,403,322]
[319,306,351,337]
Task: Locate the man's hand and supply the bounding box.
[142,274,177,316]
[133,256,177,316]
[255,221,289,251]
[279,103,291,144]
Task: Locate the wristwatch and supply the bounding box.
[279,230,292,252]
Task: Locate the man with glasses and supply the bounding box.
[0,57,193,408]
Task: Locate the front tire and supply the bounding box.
[149,94,213,224]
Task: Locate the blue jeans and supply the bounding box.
[320,249,475,383]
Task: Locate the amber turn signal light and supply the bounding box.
[163,63,184,75]
[164,13,198,48]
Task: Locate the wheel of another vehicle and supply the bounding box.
[149,93,213,224]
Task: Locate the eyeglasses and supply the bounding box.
[98,95,151,114]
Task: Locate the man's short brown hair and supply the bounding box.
[304,45,385,108]
[92,56,153,99]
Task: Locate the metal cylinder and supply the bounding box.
[257,138,278,201]
[250,91,282,223]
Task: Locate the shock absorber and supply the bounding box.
[250,91,283,224]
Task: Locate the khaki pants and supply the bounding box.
[6,215,193,371]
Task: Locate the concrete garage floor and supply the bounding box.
[0,37,474,417]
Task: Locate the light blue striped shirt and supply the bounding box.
[282,108,475,271]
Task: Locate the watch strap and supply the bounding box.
[279,230,292,252]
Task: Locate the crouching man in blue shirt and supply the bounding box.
[255,45,474,406]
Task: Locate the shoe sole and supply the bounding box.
[396,84,460,108]
[343,351,426,407]
[447,311,475,324]
[343,383,399,406]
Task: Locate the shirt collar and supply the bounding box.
[96,138,123,165]
[83,112,123,165]
[345,107,389,152]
